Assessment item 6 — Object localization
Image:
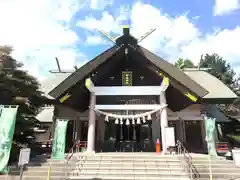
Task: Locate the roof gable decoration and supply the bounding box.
[158,71,198,102]
[59,93,71,103]
[84,75,170,96]
[97,27,156,48]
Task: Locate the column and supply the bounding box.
[72,119,76,141]
[201,120,207,151]
[76,120,82,140]
[87,92,96,152]
[51,116,56,139]
[151,118,160,144]
[51,107,57,139]
[178,118,185,142]
[160,91,168,154]
[97,117,105,152]
[73,120,82,141]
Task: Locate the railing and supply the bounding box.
[66,140,81,164]
[176,140,200,179]
[76,155,87,175]
[64,141,87,179]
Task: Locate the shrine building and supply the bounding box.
[36,27,237,154]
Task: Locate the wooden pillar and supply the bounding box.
[179,118,186,143]
[73,120,82,141]
[160,91,168,154]
[201,119,207,151]
[96,117,105,152]
[51,106,57,139]
[73,119,76,141]
[87,92,96,152]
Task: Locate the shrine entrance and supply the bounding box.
[115,123,141,152]
[103,119,153,152]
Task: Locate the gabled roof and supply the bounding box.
[205,105,231,123]
[40,72,71,99]
[49,46,118,98]
[184,70,237,99]
[48,45,208,99]
[36,106,54,122]
[138,47,208,97]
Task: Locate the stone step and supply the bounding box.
[79,157,232,162]
[192,160,234,164]
[23,170,66,176]
[198,172,240,176]
[80,159,180,162]
[75,165,239,171]
[7,169,74,176]
[193,163,234,166]
[69,171,188,177]
[18,163,75,167]
[67,175,190,180]
[79,166,182,170]
[83,156,181,159]
[78,165,182,169]
[82,159,182,163]
[70,170,185,176]
[196,178,240,180]
[78,161,181,165]
[73,166,184,171]
[78,162,183,168]
[10,165,75,171]
[0,175,64,180]
[196,164,238,168]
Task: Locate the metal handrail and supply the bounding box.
[74,155,86,176]
[176,140,200,179]
[66,141,79,164]
[64,141,87,179]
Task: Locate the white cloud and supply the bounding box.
[90,0,113,10]
[77,2,240,73]
[77,12,121,33]
[85,35,110,45]
[214,0,240,16]
[0,0,86,81]
[180,27,240,66]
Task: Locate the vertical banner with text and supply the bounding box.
[205,117,218,157]
[0,106,18,172]
[51,119,68,160]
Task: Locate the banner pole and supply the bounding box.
[208,150,213,180]
[47,165,51,180]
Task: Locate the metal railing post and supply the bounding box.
[176,140,200,179]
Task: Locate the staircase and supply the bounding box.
[2,153,238,180]
[67,153,190,180]
[190,154,240,180]
[0,155,76,180]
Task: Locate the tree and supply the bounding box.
[0,45,45,145]
[174,54,240,109]
[199,54,240,96]
[174,58,196,69]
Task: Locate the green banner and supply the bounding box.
[205,117,217,157]
[51,119,68,160]
[0,106,18,172]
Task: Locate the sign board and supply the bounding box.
[18,148,31,166]
[165,127,175,147]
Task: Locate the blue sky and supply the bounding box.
[0,0,240,81]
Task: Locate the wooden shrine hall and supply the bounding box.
[37,27,237,154]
